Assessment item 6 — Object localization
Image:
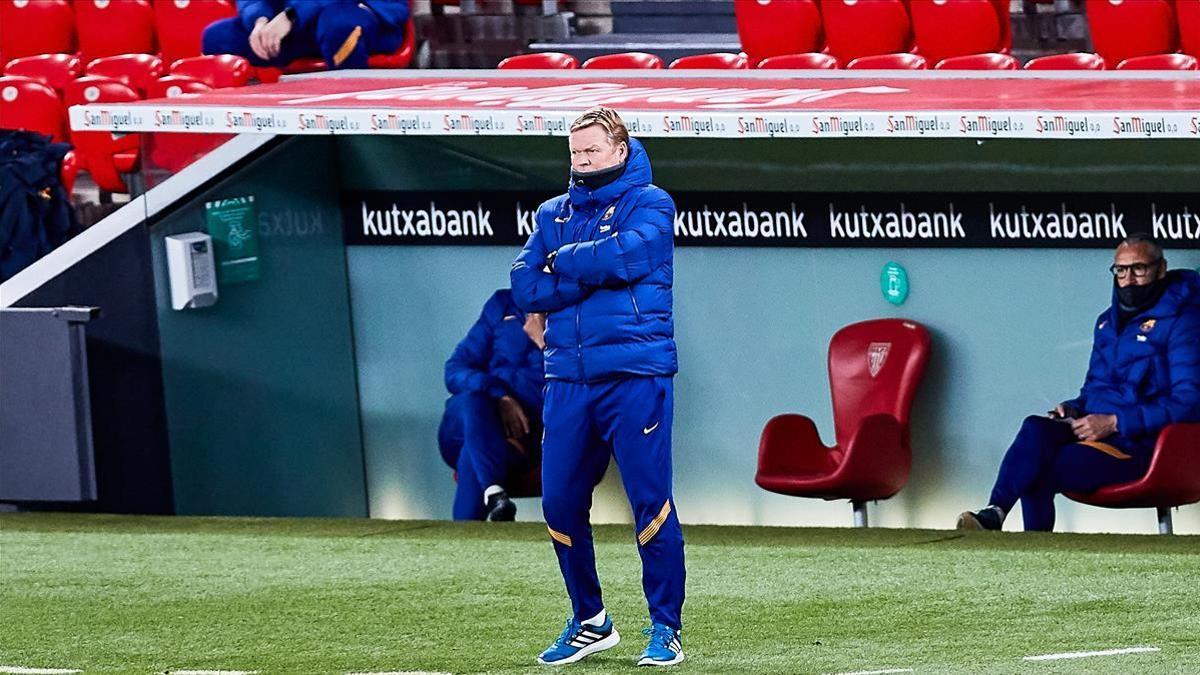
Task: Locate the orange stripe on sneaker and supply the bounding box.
[1078,441,1132,460]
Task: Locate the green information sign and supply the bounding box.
[881,261,910,306]
[205,196,260,284]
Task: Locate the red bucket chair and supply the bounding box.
[1066,424,1200,534]
[756,319,932,526]
[497,52,578,69]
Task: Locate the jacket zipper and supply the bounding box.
[628,288,642,322]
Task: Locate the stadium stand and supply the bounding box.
[733,0,822,64]
[168,54,251,88]
[1085,0,1177,65]
[0,0,75,62]
[581,52,664,69]
[820,0,912,64]
[934,53,1019,70]
[1024,52,1107,69]
[63,76,142,194]
[154,0,237,64]
[85,54,165,96]
[909,0,1010,65]
[498,51,578,69]
[755,53,840,69]
[3,53,83,96]
[756,319,932,527]
[1116,53,1199,70]
[668,52,749,69]
[846,53,928,69]
[0,76,67,142]
[74,0,157,64]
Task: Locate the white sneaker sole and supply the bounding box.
[537,629,620,666]
[637,651,685,666]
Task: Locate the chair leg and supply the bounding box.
[1157,507,1173,535]
[852,500,868,528]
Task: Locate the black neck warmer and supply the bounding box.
[1116,277,1169,324]
[570,160,627,191]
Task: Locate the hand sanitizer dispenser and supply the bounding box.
[165,232,218,310]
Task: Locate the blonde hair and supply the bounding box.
[570,107,630,149]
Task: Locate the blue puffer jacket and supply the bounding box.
[510,138,677,382]
[1064,269,1200,444]
[444,289,545,411]
[236,0,410,30]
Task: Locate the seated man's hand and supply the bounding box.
[1071,414,1118,442]
[497,394,530,440]
[250,12,293,60]
[1049,403,1082,420]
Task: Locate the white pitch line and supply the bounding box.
[0,668,82,675]
[831,669,914,675]
[1023,646,1160,661]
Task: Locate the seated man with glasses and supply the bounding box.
[959,233,1200,531]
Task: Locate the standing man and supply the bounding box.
[511,107,685,667]
[959,234,1200,531]
[439,290,545,521]
[203,0,409,70]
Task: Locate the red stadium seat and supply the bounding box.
[846,53,928,69]
[60,148,79,194]
[734,0,823,63]
[821,0,912,63]
[581,52,664,69]
[63,75,142,193]
[0,0,75,61]
[169,54,250,88]
[756,53,841,69]
[1023,52,1107,70]
[1116,54,1200,70]
[154,0,237,64]
[3,53,83,95]
[1180,0,1200,57]
[668,52,750,69]
[756,319,932,526]
[0,76,66,141]
[1067,424,1200,534]
[1086,0,1177,65]
[145,73,212,98]
[934,53,1019,70]
[86,54,165,96]
[75,0,157,63]
[497,52,579,69]
[909,0,1009,65]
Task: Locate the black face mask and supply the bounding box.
[1116,276,1167,313]
[570,160,627,191]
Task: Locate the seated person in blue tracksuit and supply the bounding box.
[202,0,409,69]
[438,289,544,522]
[959,234,1200,531]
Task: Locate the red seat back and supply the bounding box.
[1086,0,1177,64]
[1023,52,1107,70]
[3,53,83,94]
[154,0,237,64]
[63,75,142,193]
[1068,424,1200,508]
[0,76,66,141]
[669,52,749,69]
[1180,0,1200,57]
[934,53,1019,70]
[757,53,840,69]
[169,54,250,88]
[846,53,928,69]
[821,0,912,62]
[366,17,417,69]
[734,0,823,63]
[827,319,931,449]
[909,0,1007,64]
[497,52,579,69]
[1116,53,1199,70]
[86,53,165,96]
[581,52,664,69]
[146,73,212,98]
[75,0,156,62]
[0,0,75,61]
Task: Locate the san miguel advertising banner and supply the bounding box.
[342,191,1200,249]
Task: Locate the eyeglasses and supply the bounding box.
[1109,258,1161,279]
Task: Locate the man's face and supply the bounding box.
[1112,243,1166,288]
[568,124,626,173]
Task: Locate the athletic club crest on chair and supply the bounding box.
[868,342,891,378]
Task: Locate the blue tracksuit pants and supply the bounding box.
[542,376,685,630]
[438,392,534,521]
[202,4,402,69]
[988,416,1151,531]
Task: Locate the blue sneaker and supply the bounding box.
[637,623,684,666]
[537,616,620,665]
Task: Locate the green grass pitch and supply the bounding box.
[1,513,1198,674]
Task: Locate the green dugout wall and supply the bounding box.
[145,134,1198,533]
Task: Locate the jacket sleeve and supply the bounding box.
[552,189,674,288]
[363,0,410,27]
[288,0,324,30]
[444,293,509,399]
[238,0,276,30]
[1115,311,1200,438]
[510,206,592,312]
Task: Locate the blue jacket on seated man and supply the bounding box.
[960,235,1200,532]
[438,289,545,522]
[203,0,409,69]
